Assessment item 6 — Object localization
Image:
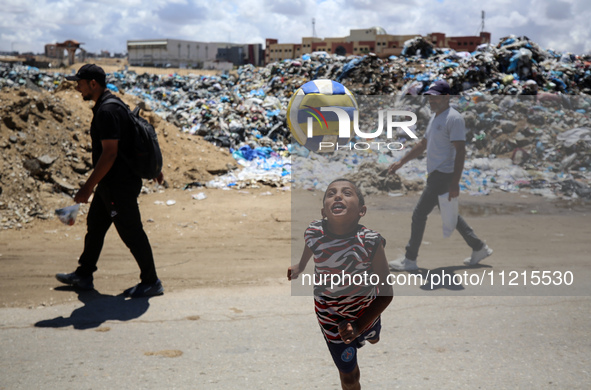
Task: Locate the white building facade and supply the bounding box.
[127,39,264,69]
[127,39,225,68]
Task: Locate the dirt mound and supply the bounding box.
[0,83,236,229]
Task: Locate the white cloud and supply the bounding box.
[264,0,314,16]
[0,0,589,55]
[546,1,572,20]
[488,11,528,30]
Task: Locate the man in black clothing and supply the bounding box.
[56,64,164,298]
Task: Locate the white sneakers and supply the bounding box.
[388,257,419,271]
[388,244,493,271]
[463,244,493,266]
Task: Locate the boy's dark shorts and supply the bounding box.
[324,318,382,373]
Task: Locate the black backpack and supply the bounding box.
[103,97,163,180]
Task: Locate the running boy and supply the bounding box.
[288,178,393,390]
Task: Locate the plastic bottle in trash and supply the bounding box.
[483,178,487,187]
[536,141,544,156]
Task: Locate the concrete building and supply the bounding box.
[44,40,84,65]
[217,44,264,67]
[428,32,492,52]
[127,39,263,69]
[265,27,491,64]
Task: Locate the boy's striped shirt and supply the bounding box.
[305,219,385,343]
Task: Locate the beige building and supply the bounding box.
[265,27,491,64]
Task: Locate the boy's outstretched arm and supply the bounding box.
[338,243,393,344]
[288,245,313,280]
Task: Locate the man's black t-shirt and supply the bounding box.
[90,90,137,184]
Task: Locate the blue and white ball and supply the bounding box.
[287,79,357,153]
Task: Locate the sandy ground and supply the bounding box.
[0,187,291,308]
[1,189,591,389]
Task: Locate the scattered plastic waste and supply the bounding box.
[55,204,80,226]
[192,192,207,200]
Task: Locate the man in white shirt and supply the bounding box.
[388,80,492,271]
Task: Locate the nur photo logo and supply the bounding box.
[287,79,418,153]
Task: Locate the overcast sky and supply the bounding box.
[1,0,590,55]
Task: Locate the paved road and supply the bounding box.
[1,282,590,389]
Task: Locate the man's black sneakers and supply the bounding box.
[55,272,94,290]
[123,279,164,298]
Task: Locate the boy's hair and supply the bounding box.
[323,178,365,206]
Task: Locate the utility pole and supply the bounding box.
[312,18,317,38]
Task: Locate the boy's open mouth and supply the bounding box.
[331,202,346,213]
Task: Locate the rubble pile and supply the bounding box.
[0,89,80,229]
[0,85,236,229]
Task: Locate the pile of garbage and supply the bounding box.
[292,93,590,199]
[401,37,435,58]
[1,34,591,202]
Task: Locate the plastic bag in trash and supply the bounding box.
[438,193,458,238]
[55,204,80,226]
[192,192,207,200]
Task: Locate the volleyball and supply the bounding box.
[287,79,358,153]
